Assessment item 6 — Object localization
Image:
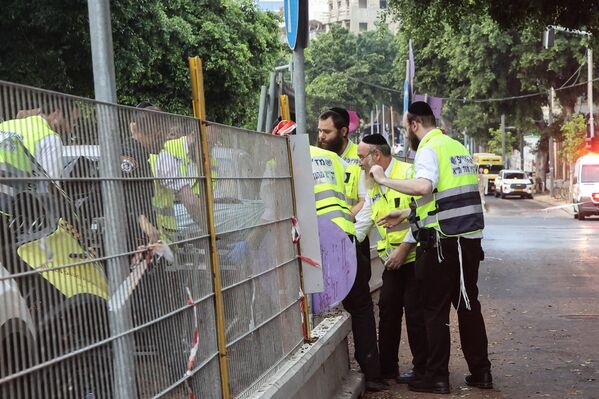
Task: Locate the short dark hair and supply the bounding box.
[319,108,349,131]
[132,103,163,136]
[371,143,391,157]
[407,101,436,127]
[406,112,436,128]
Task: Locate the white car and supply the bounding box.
[494,169,534,199]
[571,154,599,220]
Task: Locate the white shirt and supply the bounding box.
[403,129,482,243]
[155,136,196,192]
[36,134,63,180]
[354,159,396,243]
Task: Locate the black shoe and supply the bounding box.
[408,378,450,394]
[365,379,389,392]
[465,371,493,389]
[396,370,422,384]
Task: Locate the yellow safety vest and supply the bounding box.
[341,141,361,205]
[0,131,33,177]
[149,136,208,241]
[411,129,484,237]
[0,116,59,160]
[310,146,356,237]
[369,159,416,264]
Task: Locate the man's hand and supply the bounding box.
[369,164,386,184]
[377,209,410,229]
[384,246,406,270]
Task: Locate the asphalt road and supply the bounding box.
[363,195,599,399]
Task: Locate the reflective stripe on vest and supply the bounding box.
[369,159,416,264]
[311,146,356,237]
[411,129,484,237]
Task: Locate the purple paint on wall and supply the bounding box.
[311,217,357,314]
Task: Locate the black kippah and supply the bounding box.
[362,134,388,146]
[408,101,434,117]
[329,107,350,127]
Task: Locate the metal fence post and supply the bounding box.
[88,1,137,397]
[189,56,231,399]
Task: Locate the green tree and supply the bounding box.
[487,127,517,154]
[561,114,587,163]
[0,0,281,127]
[387,0,599,36]
[304,24,399,126]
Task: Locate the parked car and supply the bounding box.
[572,154,599,220]
[494,169,534,199]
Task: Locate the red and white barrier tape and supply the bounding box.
[291,216,301,243]
[184,286,200,399]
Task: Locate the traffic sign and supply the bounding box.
[284,0,300,49]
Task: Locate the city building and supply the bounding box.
[326,0,399,34]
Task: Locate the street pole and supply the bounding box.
[520,130,525,170]
[265,72,277,133]
[501,114,506,165]
[257,85,267,132]
[293,47,307,135]
[588,47,595,139]
[88,0,136,397]
[548,88,555,196]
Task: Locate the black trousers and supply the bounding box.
[416,237,491,381]
[378,262,428,377]
[342,236,381,381]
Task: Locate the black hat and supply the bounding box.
[408,101,434,117]
[362,134,388,146]
[328,107,350,128]
[136,101,154,109]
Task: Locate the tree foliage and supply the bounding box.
[387,0,599,37]
[560,114,587,163]
[0,0,281,127]
[304,25,399,121]
[487,127,517,155]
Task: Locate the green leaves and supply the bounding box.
[0,0,281,127]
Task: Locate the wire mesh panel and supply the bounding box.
[0,81,220,398]
[206,124,304,398]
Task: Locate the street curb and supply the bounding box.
[247,314,357,399]
[332,370,365,399]
[534,195,573,215]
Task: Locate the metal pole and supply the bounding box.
[189,56,232,399]
[500,114,506,165]
[548,88,555,196]
[293,47,307,135]
[520,130,524,170]
[257,85,267,132]
[88,1,136,397]
[390,106,395,147]
[265,72,277,133]
[588,47,595,139]
[370,110,374,135]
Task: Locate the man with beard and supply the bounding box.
[317,109,386,392]
[369,102,491,394]
[354,134,428,385]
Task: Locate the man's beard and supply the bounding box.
[317,133,345,154]
[408,129,420,151]
[363,170,376,190]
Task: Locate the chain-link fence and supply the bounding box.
[0,80,304,398]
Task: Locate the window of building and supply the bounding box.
[359,0,367,8]
[345,21,350,28]
[346,0,350,8]
[359,22,368,31]
[337,0,341,9]
[380,0,387,8]
[329,1,333,10]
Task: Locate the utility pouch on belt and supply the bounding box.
[415,227,436,250]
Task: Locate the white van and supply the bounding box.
[572,154,599,220]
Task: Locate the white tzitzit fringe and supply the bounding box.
[456,238,471,311]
